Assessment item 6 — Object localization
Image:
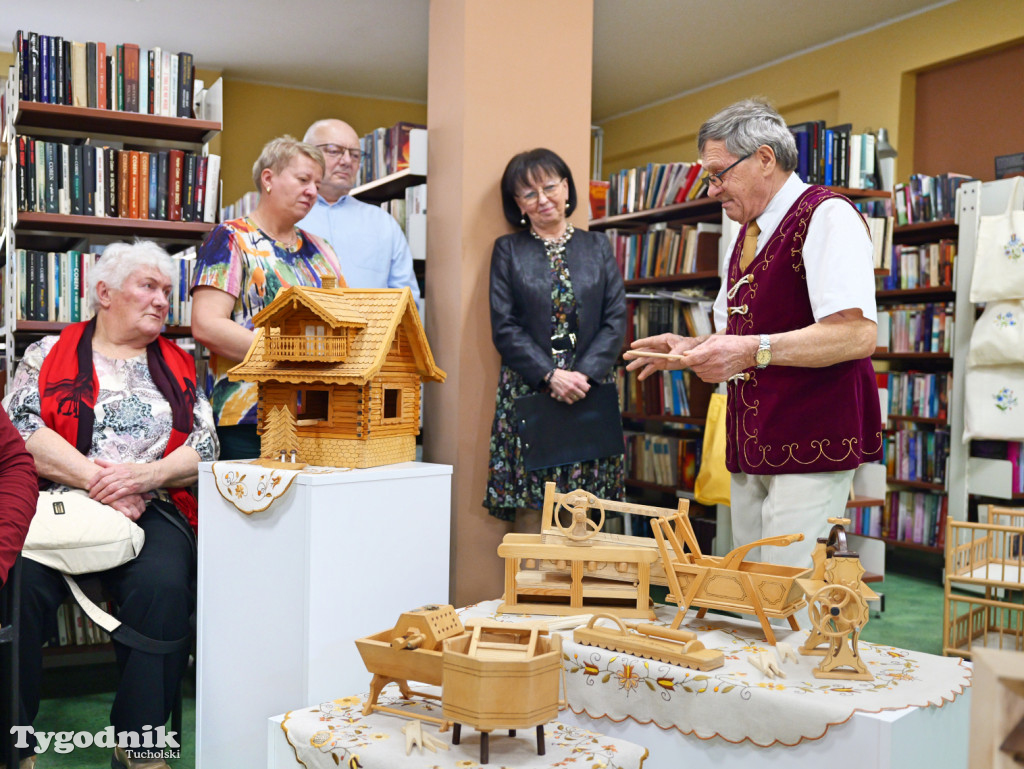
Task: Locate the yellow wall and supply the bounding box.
[599,0,1024,183]
[219,81,426,205]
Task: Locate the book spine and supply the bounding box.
[139,151,151,220]
[147,50,156,114]
[105,148,118,217]
[195,156,208,224]
[157,151,169,220]
[54,35,65,105]
[16,136,28,212]
[86,41,97,108]
[70,252,82,323]
[116,44,124,111]
[160,50,171,116]
[40,35,50,104]
[169,150,184,221]
[119,150,131,218]
[168,54,179,117]
[203,154,221,223]
[124,43,139,113]
[59,143,71,215]
[97,42,107,109]
[83,144,96,216]
[177,52,194,118]
[71,143,84,216]
[44,141,58,213]
[182,152,196,222]
[148,151,159,219]
[129,150,140,219]
[28,32,40,102]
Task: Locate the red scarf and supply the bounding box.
[38,318,200,532]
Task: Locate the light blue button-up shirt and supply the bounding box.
[298,194,421,301]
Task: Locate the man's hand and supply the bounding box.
[625,333,700,381]
[548,369,591,404]
[88,459,157,505]
[681,334,759,383]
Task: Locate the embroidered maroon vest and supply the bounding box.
[724,186,883,475]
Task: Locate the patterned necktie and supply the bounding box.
[739,220,761,272]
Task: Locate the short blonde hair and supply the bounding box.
[251,135,326,191]
[88,240,174,314]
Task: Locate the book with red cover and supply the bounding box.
[195,156,208,225]
[674,162,703,203]
[589,180,610,220]
[123,43,140,113]
[117,150,130,218]
[168,149,184,221]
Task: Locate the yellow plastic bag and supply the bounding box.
[694,392,731,506]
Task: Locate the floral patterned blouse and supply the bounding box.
[3,336,219,494]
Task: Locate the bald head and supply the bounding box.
[304,119,362,201]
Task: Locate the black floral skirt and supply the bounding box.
[483,359,625,522]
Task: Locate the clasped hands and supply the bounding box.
[548,368,591,404]
[87,458,157,521]
[624,332,756,383]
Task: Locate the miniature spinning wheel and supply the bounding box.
[554,489,605,542]
[806,583,873,681]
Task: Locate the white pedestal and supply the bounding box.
[196,461,452,769]
[557,694,971,769]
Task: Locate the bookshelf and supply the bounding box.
[2,59,222,388]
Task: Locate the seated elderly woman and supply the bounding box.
[3,240,217,769]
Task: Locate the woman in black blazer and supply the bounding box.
[484,148,626,522]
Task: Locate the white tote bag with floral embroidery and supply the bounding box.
[970,176,1024,302]
[963,364,1024,441]
[967,300,1024,366]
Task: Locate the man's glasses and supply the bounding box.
[707,153,752,187]
[517,179,564,204]
[317,144,362,161]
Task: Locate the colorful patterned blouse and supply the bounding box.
[3,336,219,496]
[191,216,346,426]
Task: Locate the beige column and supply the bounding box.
[423,0,594,606]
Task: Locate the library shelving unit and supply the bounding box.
[348,127,427,288]
[871,216,959,554]
[0,62,221,662]
[590,194,724,551]
[1,80,221,390]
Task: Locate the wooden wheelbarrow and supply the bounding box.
[651,512,809,645]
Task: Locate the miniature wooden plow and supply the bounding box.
[651,511,809,645]
[574,613,724,671]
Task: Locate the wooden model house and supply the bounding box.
[228,278,445,468]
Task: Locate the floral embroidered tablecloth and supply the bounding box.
[211,461,351,514]
[280,691,648,769]
[460,600,971,747]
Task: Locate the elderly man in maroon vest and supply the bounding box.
[628,98,882,570]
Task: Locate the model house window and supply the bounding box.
[383,388,402,420]
[305,324,326,356]
[296,389,330,422]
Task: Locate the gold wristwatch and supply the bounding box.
[755,334,772,369]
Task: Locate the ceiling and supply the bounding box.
[1,0,954,122]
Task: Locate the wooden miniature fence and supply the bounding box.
[943,508,1024,658]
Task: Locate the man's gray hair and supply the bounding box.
[698,98,799,173]
[87,240,174,315]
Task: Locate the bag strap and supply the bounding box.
[62,575,191,655]
[1004,176,1024,214]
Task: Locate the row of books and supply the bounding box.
[605,162,709,217]
[865,215,893,270]
[876,301,954,354]
[624,432,700,490]
[356,121,426,187]
[604,222,721,280]
[617,368,699,418]
[625,293,716,346]
[14,136,221,223]
[878,240,957,292]
[882,425,951,485]
[892,173,975,225]
[45,600,112,649]
[13,247,196,327]
[12,30,196,118]
[881,370,952,421]
[970,440,1024,495]
[221,191,259,223]
[788,121,882,189]
[380,183,427,232]
[877,491,949,549]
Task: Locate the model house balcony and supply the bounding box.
[266,334,347,362]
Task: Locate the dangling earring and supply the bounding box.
[520,213,527,226]
[565,201,569,210]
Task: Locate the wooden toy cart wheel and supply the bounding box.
[808,584,863,638]
[554,489,605,542]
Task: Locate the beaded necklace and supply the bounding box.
[530,222,575,256]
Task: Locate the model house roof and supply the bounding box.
[227,286,446,386]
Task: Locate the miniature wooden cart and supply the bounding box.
[442,622,562,764]
[354,604,468,727]
[651,511,808,645]
[497,483,686,620]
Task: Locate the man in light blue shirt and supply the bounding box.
[299,119,421,301]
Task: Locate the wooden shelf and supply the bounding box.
[14,100,221,143]
[349,168,426,204]
[845,497,885,508]
[621,411,706,427]
[888,478,946,491]
[590,197,721,229]
[893,218,957,235]
[876,285,954,300]
[13,212,214,239]
[887,414,949,426]
[873,350,951,361]
[624,270,719,288]
[832,187,892,201]
[855,534,943,554]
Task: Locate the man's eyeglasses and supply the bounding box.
[707,153,753,187]
[317,144,362,161]
[517,179,564,204]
